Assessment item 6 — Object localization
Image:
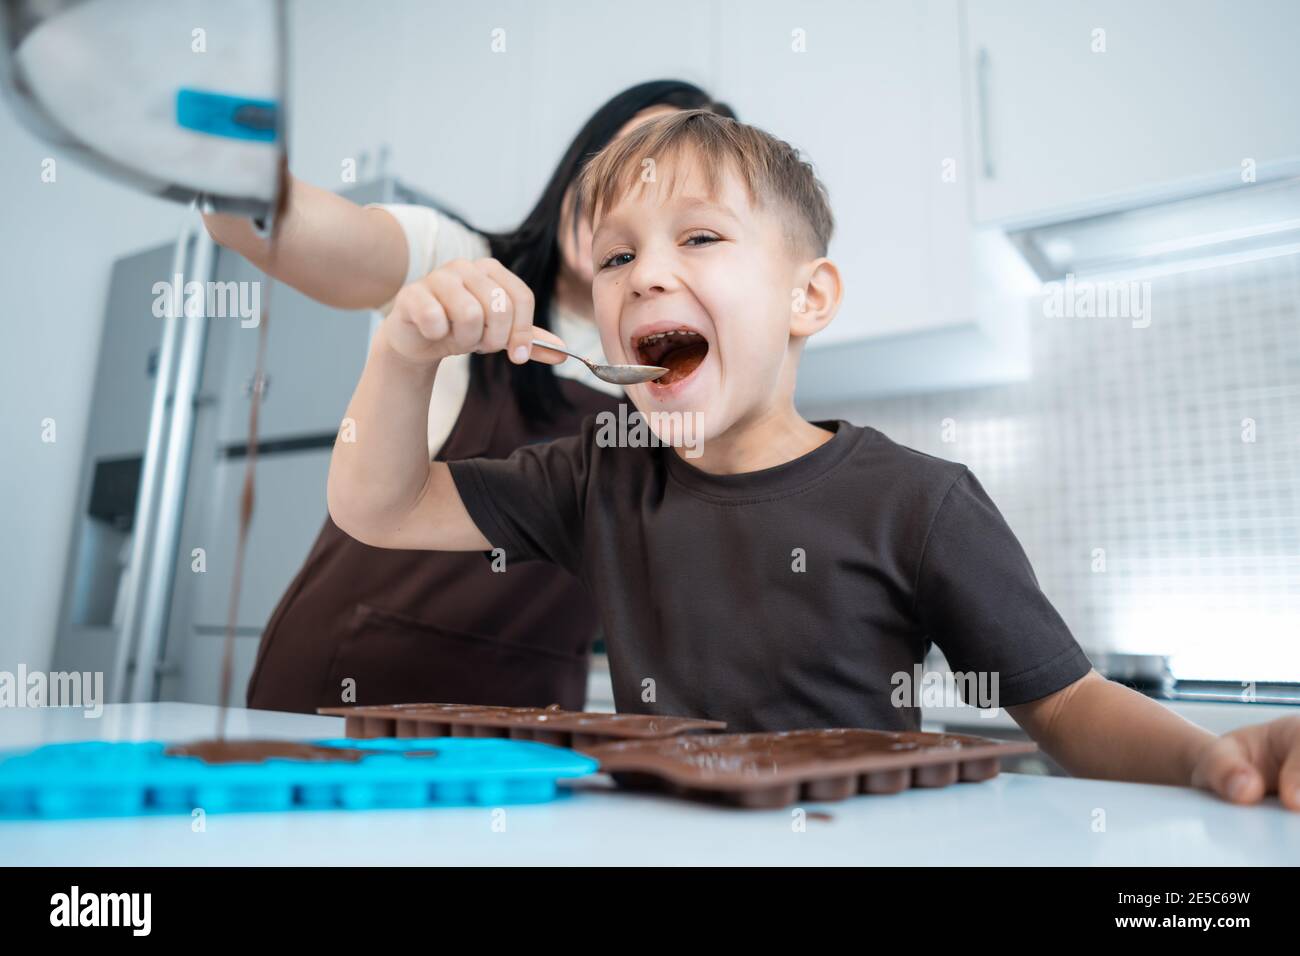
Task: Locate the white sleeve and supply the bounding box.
[370,203,491,291]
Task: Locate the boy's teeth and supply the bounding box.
[639,329,697,345]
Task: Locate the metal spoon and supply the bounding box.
[530,339,667,385]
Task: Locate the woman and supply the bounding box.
[204,80,734,713]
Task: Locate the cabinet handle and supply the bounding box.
[976,46,994,179]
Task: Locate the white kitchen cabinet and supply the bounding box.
[715,0,981,346]
[713,0,1034,399]
[964,0,1300,227]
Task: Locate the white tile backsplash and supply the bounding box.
[802,252,1300,683]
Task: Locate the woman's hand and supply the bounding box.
[1189,715,1300,810]
[382,257,568,367]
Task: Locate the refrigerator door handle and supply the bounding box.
[110,205,218,703]
[129,210,216,703]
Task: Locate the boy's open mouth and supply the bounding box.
[634,328,709,386]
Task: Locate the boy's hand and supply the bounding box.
[1189,715,1300,810]
[383,257,568,367]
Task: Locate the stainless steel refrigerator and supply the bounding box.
[50,177,440,705]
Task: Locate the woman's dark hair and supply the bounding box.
[447,80,734,424]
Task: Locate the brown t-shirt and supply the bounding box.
[447,414,1092,732]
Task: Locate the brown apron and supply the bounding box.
[245,361,621,714]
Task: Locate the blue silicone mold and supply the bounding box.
[0,737,597,819]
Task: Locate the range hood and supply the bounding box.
[1009,176,1300,281]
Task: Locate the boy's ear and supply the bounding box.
[789,258,842,340]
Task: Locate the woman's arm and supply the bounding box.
[327,325,488,551]
[202,173,409,310]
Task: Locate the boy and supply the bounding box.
[329,110,1299,810]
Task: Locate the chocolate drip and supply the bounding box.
[216,155,290,740]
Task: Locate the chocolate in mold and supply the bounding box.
[319,702,726,751]
[164,740,438,765]
[587,728,1038,809]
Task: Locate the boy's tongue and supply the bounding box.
[655,341,708,384]
[640,330,709,385]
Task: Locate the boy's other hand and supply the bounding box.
[383,257,568,367]
[1189,715,1300,810]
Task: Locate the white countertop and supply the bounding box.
[2,703,1298,866]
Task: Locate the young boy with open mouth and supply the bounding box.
[328,110,1300,810]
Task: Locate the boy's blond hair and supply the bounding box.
[577,109,834,258]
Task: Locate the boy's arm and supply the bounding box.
[1006,671,1213,785]
[1008,671,1300,810]
[327,324,488,551]
[326,257,563,550]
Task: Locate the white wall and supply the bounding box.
[284,0,718,227]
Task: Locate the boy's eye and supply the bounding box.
[597,233,720,270]
[599,251,635,270]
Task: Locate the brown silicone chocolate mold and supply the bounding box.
[587,728,1038,809]
[318,703,726,752]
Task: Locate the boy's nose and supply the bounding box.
[628,254,676,298]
